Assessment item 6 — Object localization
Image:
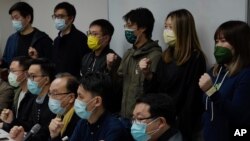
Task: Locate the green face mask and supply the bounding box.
[214,46,233,64]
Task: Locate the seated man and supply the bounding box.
[9,72,133,141]
[0,56,34,131]
[131,93,183,141]
[48,73,80,140]
[9,58,56,141]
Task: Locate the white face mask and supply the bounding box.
[163,29,176,46]
[8,72,21,87]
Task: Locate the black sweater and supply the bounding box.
[144,50,206,141]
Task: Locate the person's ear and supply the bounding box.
[68,94,75,103]
[25,15,32,24]
[94,96,102,107]
[158,117,167,129]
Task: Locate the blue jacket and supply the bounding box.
[69,111,133,141]
[202,66,250,141]
[1,28,52,67]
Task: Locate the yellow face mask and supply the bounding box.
[87,35,101,51]
[163,29,176,47]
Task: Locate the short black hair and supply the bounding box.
[54,2,76,22]
[90,19,114,38]
[55,72,79,97]
[123,7,155,39]
[9,2,34,24]
[11,56,31,71]
[80,72,113,110]
[30,58,56,82]
[136,93,176,126]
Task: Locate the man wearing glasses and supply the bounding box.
[48,73,80,140]
[131,93,183,141]
[51,2,90,79]
[0,56,35,132]
[17,58,56,140]
[81,19,122,114]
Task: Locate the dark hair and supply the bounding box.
[136,93,176,126]
[80,72,113,110]
[213,20,250,76]
[54,2,76,22]
[30,58,56,82]
[163,9,204,65]
[90,19,114,38]
[123,7,155,39]
[11,56,31,70]
[9,2,34,24]
[55,72,79,97]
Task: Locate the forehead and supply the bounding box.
[54,9,67,15]
[50,78,67,91]
[78,85,92,95]
[11,10,22,17]
[165,17,173,25]
[28,64,42,74]
[10,61,21,69]
[133,103,151,118]
[89,25,102,32]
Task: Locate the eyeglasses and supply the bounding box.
[48,92,71,97]
[132,116,156,124]
[51,14,68,19]
[26,73,47,81]
[86,31,102,37]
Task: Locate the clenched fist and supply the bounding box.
[199,73,213,92]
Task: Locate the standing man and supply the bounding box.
[107,8,162,118]
[52,2,90,79]
[81,19,122,113]
[0,2,52,67]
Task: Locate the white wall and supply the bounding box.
[109,0,247,67]
[0,0,19,56]
[21,0,108,39]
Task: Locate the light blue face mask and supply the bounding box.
[27,79,42,95]
[12,20,24,32]
[48,98,66,115]
[74,98,95,119]
[54,18,67,31]
[131,118,159,141]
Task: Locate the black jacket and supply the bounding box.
[81,46,122,113]
[52,24,90,79]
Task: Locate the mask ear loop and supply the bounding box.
[146,118,161,136]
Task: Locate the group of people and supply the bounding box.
[0,1,249,141]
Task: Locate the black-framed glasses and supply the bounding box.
[26,73,47,81]
[86,31,102,37]
[132,116,156,124]
[51,14,68,19]
[48,92,71,97]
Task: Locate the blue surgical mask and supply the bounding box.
[12,20,24,32]
[74,98,95,119]
[48,98,66,115]
[131,118,159,141]
[131,122,151,141]
[27,79,42,95]
[54,18,67,31]
[8,72,20,87]
[125,28,137,44]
